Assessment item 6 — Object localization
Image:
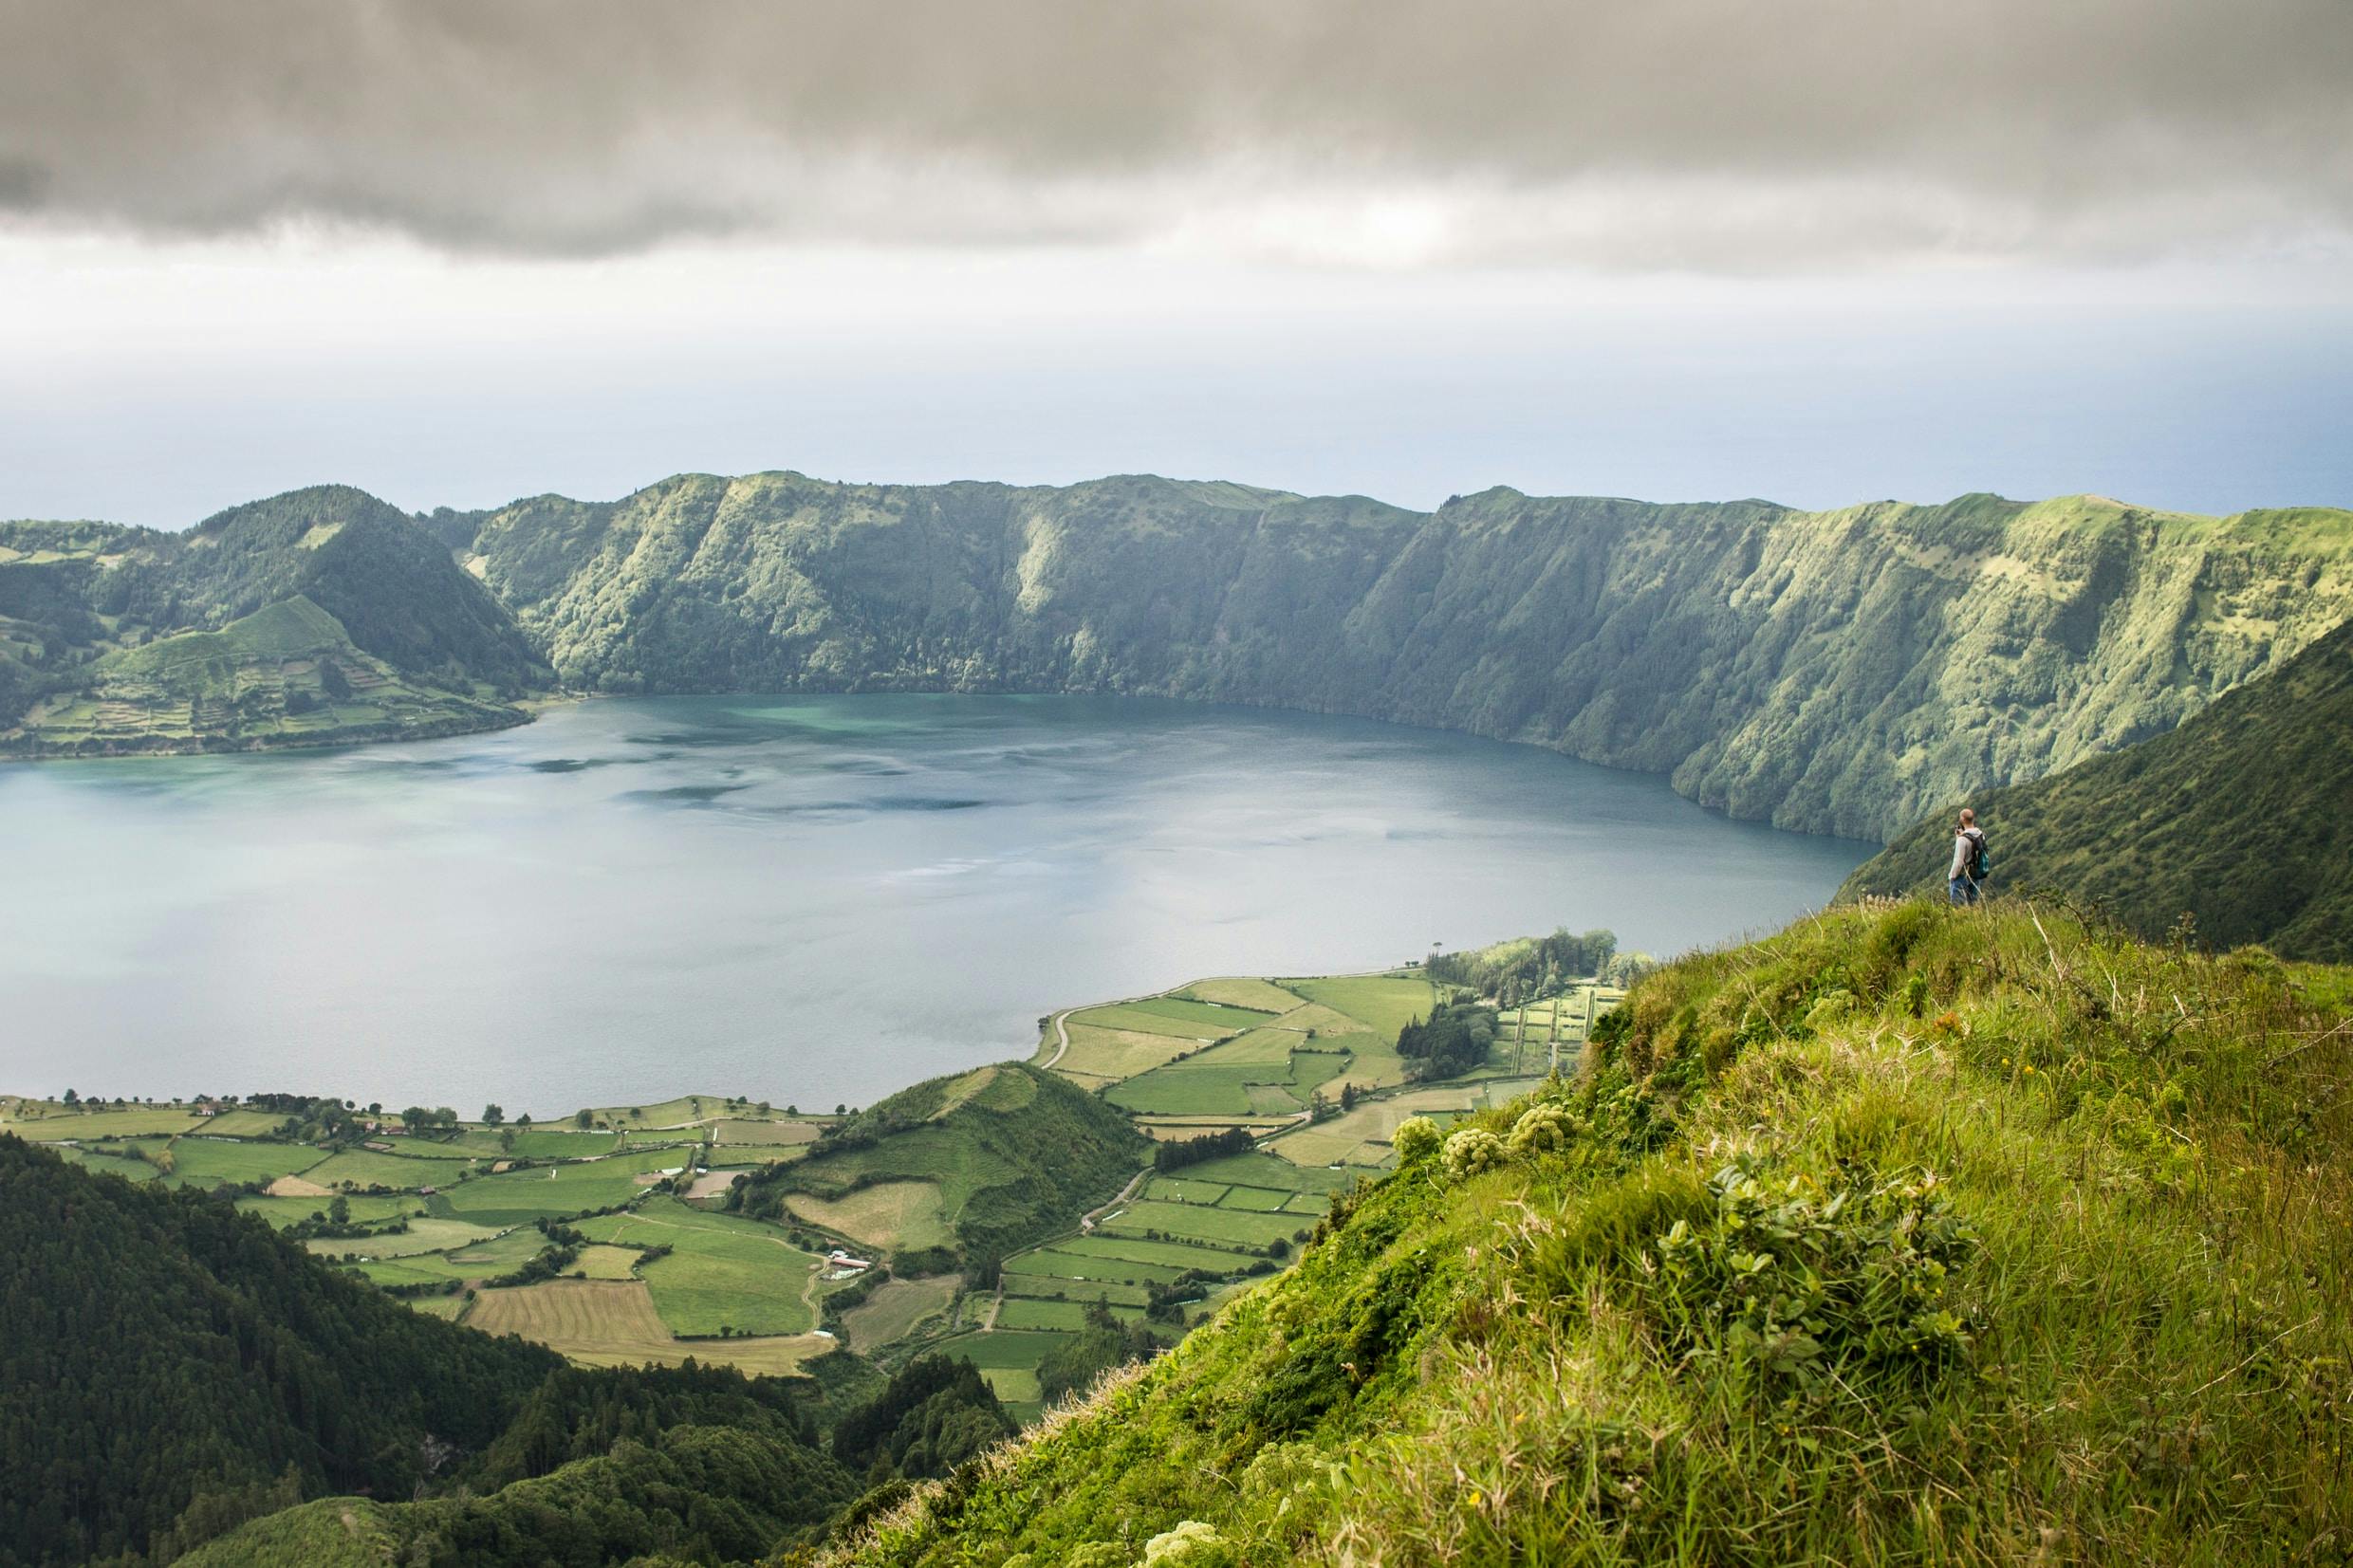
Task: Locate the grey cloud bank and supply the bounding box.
[2,0,2350,264]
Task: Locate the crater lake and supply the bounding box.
[0,695,1872,1113]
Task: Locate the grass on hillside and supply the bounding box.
[833,900,2353,1566]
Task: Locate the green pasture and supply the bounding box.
[200,1110,295,1137]
[1065,1003,1231,1041]
[1006,1245,1194,1286]
[430,1159,654,1225]
[997,1298,1146,1331]
[1000,1272,1154,1308]
[303,1149,468,1191]
[1141,1177,1229,1205]
[8,1107,201,1140]
[50,1145,157,1181]
[158,1137,326,1187]
[1052,1232,1262,1273]
[1285,974,1436,1039]
[369,1135,480,1161]
[234,1193,423,1229]
[1176,977,1306,1012]
[305,1217,501,1259]
[1173,1151,1357,1194]
[572,1197,821,1337]
[1214,1184,1289,1212]
[1121,996,1278,1031]
[1101,1199,1304,1250]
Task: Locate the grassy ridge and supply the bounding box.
[1844,618,2353,961]
[830,901,2353,1564]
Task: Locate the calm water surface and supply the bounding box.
[0,695,1869,1113]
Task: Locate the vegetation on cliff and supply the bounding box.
[826,901,2353,1565]
[0,486,547,752]
[1845,617,2353,960]
[442,473,2353,837]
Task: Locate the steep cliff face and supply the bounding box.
[448,474,2353,839]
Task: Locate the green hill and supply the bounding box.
[441,476,2353,838]
[732,1063,1150,1273]
[12,476,2347,829]
[0,1134,557,1565]
[0,594,528,757]
[0,486,548,753]
[1842,618,2353,960]
[822,901,2353,1564]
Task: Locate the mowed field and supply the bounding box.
[840,1274,961,1353]
[466,1280,823,1375]
[1081,971,1438,1122]
[575,1198,822,1338]
[783,1179,951,1253]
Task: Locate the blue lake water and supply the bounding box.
[0,695,1871,1114]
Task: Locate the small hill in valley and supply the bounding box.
[0,594,528,757]
[732,1063,1149,1274]
[1843,618,2353,960]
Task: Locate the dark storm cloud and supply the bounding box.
[1,0,2347,263]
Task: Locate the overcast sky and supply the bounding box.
[3,0,2349,526]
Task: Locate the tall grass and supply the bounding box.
[826,900,2353,1566]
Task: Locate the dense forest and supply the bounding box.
[13,475,2351,839]
[1844,616,2353,960]
[0,1136,1036,1568]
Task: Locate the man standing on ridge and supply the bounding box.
[1949,807,1989,906]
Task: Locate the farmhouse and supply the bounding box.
[824,1248,873,1271]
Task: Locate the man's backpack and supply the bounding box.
[1964,828,1990,882]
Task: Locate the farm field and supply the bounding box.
[574,1197,822,1337]
[1063,1002,1233,1041]
[1175,976,1306,1012]
[304,1217,499,1259]
[2,1107,202,1140]
[1097,1198,1304,1250]
[430,1157,659,1225]
[782,1179,951,1253]
[304,1149,476,1191]
[236,1192,423,1228]
[464,1279,824,1375]
[840,1274,961,1353]
[157,1137,328,1187]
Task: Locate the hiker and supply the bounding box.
[1948,807,1988,906]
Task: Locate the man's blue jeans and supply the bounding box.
[1949,876,1981,906]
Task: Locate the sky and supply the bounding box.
[3,0,2350,527]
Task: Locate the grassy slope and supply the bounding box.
[830,901,2352,1565]
[736,1064,1149,1269]
[1844,618,2353,961]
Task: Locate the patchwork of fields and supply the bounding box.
[1,960,1624,1425]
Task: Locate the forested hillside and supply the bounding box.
[0,1134,1052,1567]
[1844,618,2353,959]
[827,902,2353,1565]
[442,474,2353,837]
[0,487,546,754]
[12,472,2348,838]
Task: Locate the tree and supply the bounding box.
[328,1196,350,1226]
[573,1109,592,1129]
[61,1088,78,1105]
[481,1104,505,1126]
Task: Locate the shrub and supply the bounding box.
[1507,1101,1575,1157]
[1391,1116,1443,1165]
[1141,1521,1235,1566]
[1439,1128,1507,1182]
